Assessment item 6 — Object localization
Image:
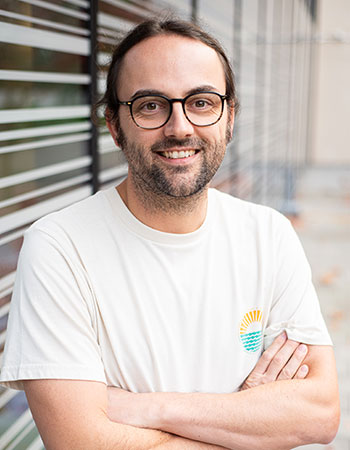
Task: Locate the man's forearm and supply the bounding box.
[34,402,227,450]
[91,419,227,450]
[23,379,227,450]
[149,377,337,450]
[108,346,339,450]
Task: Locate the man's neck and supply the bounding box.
[116,178,209,234]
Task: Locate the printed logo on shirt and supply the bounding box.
[239,309,263,353]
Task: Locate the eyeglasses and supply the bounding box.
[117,91,228,130]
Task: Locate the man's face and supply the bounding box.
[110,34,234,198]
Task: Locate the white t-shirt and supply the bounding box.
[0,187,331,393]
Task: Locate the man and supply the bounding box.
[1,19,339,449]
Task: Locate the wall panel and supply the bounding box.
[0,1,315,447]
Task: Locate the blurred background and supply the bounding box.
[0,0,349,448]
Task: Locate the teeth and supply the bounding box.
[162,150,196,159]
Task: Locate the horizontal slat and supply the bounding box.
[99,134,114,146]
[0,272,16,294]
[26,435,44,450]
[98,26,119,38]
[0,408,32,449]
[100,147,122,156]
[18,0,89,20]
[0,288,12,303]
[0,228,26,247]
[0,9,89,36]
[65,0,89,8]
[98,51,110,66]
[99,126,108,135]
[99,35,118,46]
[0,122,91,142]
[99,164,128,183]
[0,22,89,55]
[0,173,92,209]
[0,186,92,235]
[0,303,10,323]
[0,105,90,124]
[101,179,121,190]
[0,330,7,346]
[98,12,133,32]
[101,0,148,17]
[98,134,121,154]
[0,70,90,84]
[6,421,36,450]
[0,132,92,155]
[0,389,18,410]
[0,156,92,189]
[98,77,106,93]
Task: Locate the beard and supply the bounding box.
[116,120,231,212]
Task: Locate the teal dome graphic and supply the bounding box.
[240,309,263,353]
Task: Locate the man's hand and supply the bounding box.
[241,331,309,390]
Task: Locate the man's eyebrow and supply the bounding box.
[130,85,221,100]
[185,85,221,96]
[130,89,164,99]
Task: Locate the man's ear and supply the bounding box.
[227,101,235,142]
[106,119,120,147]
[105,108,120,147]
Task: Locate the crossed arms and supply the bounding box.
[24,333,340,450]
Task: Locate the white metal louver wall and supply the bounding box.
[210,0,315,213]
[0,1,316,448]
[0,1,192,447]
[0,1,93,448]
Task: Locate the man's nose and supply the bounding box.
[163,102,194,138]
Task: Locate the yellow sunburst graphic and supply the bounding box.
[239,309,263,335]
[239,309,263,353]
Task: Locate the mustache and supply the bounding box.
[151,137,207,152]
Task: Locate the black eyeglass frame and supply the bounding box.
[117,91,229,130]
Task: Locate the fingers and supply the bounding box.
[252,331,288,374]
[294,364,309,379]
[265,339,300,379]
[241,334,309,391]
[242,332,309,391]
[260,333,309,381]
[276,344,308,380]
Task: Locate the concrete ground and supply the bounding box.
[291,167,350,450]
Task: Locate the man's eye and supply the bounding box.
[188,98,214,110]
[137,101,164,114]
[144,102,158,111]
[194,100,208,108]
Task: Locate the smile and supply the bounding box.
[160,150,197,159]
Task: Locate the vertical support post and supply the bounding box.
[298,1,309,168]
[271,0,283,210]
[233,0,242,88]
[282,0,298,216]
[252,0,267,203]
[231,0,242,197]
[305,0,318,166]
[88,0,99,194]
[191,0,198,23]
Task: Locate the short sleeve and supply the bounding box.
[263,215,332,349]
[0,223,106,390]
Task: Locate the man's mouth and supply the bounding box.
[159,150,198,159]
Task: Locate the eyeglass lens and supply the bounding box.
[131,93,223,129]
